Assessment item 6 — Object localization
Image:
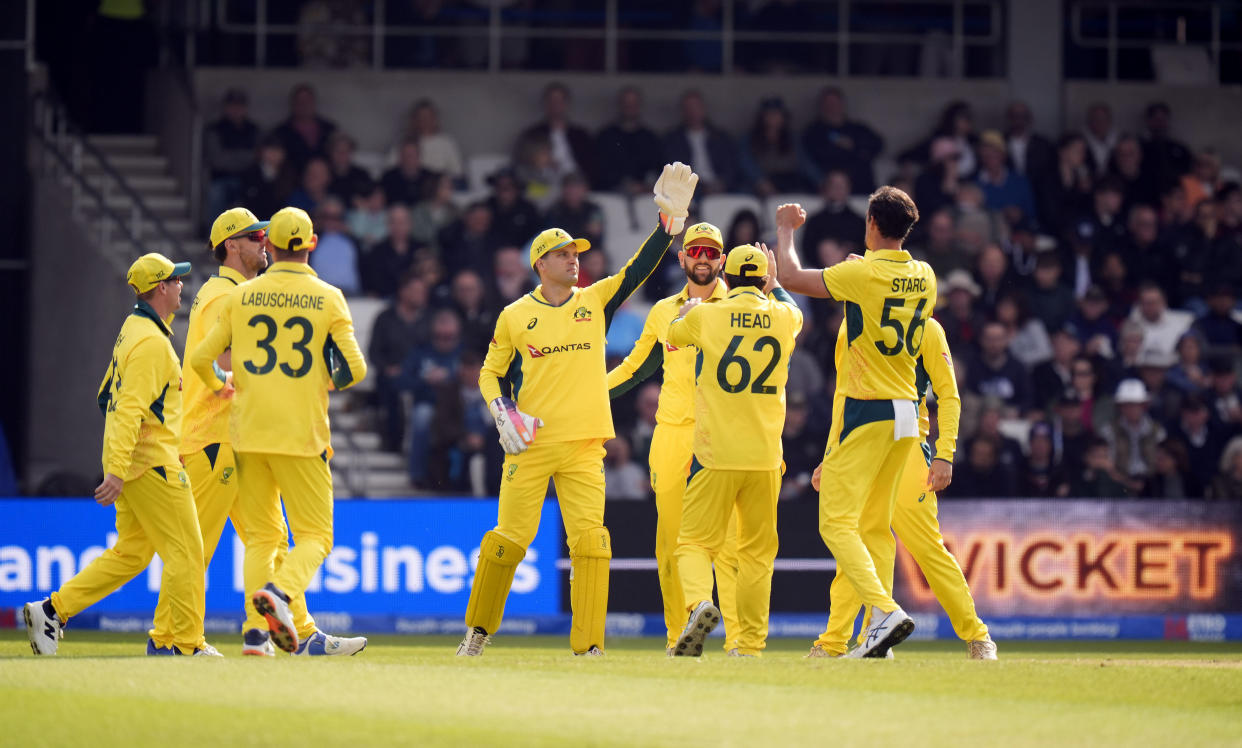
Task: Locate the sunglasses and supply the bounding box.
[235,230,266,243]
[684,245,721,260]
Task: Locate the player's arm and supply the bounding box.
[923,319,960,491]
[189,293,235,394]
[666,303,704,349]
[324,290,368,390]
[592,162,698,325]
[772,203,835,299]
[607,309,664,399]
[479,310,541,454]
[99,339,165,484]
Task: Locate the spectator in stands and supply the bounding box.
[626,383,661,468]
[369,273,432,452]
[1069,285,1118,358]
[974,243,1011,316]
[449,269,494,352]
[1169,393,1230,482]
[1165,199,1221,308]
[1036,132,1094,234]
[288,156,332,215]
[1182,150,1223,209]
[1003,100,1055,184]
[781,391,823,500]
[513,82,597,186]
[1119,204,1169,294]
[801,171,865,257]
[403,99,464,183]
[1158,181,1194,231]
[325,132,372,206]
[404,308,464,488]
[1141,101,1193,194]
[724,209,761,252]
[1129,282,1193,357]
[902,100,977,177]
[995,293,1052,369]
[971,399,1025,473]
[1069,437,1132,498]
[739,96,816,196]
[297,0,370,68]
[1027,251,1076,335]
[513,133,559,209]
[1206,356,1242,433]
[952,183,1001,254]
[952,436,1017,498]
[345,180,389,250]
[1018,421,1067,497]
[204,88,259,222]
[410,173,458,252]
[938,269,985,349]
[913,137,963,217]
[485,167,541,248]
[1108,135,1158,210]
[428,350,495,494]
[361,204,419,298]
[1195,284,1242,350]
[603,437,650,500]
[543,172,603,249]
[239,135,297,219]
[1050,387,1093,478]
[1067,355,1112,431]
[967,320,1033,413]
[663,89,739,195]
[272,83,337,171]
[975,130,1037,227]
[309,197,361,295]
[909,208,967,276]
[1168,331,1208,394]
[800,86,882,195]
[381,137,441,207]
[1135,348,1181,426]
[1081,101,1118,178]
[1099,378,1164,493]
[439,201,499,278]
[596,86,665,195]
[1033,325,1082,411]
[491,246,535,305]
[1207,436,1242,499]
[1217,183,1242,240]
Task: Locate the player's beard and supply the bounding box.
[683,262,718,287]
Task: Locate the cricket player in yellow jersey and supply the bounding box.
[772,192,935,658]
[24,254,218,656]
[458,162,699,657]
[667,245,802,657]
[159,207,366,657]
[190,206,367,655]
[807,317,997,659]
[607,221,742,654]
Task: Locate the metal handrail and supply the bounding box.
[1069,0,1239,82]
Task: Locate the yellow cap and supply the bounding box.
[723,245,768,278]
[682,222,723,249]
[127,253,191,294]
[267,207,315,251]
[209,207,270,248]
[528,227,591,268]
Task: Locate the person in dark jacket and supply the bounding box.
[595,86,664,194]
[800,86,882,194]
[662,89,739,194]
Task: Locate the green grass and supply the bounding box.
[2,632,1240,747]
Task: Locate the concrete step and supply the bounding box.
[87,134,160,154]
[335,450,405,471]
[87,212,193,238]
[126,174,181,193]
[100,192,187,217]
[357,469,415,496]
[82,152,169,176]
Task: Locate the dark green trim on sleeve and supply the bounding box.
[914,356,930,406]
[694,349,704,383]
[770,287,796,305]
[609,342,663,399]
[921,441,933,467]
[98,360,116,416]
[503,354,524,401]
[845,302,864,345]
[150,383,170,424]
[603,225,672,329]
[324,334,356,389]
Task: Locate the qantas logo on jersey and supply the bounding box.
[941,352,954,368]
[665,342,679,352]
[527,342,592,358]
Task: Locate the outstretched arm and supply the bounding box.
[772,203,833,299]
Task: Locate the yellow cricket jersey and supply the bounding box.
[607,280,728,426]
[189,261,367,457]
[829,317,961,461]
[667,287,803,470]
[180,266,246,454]
[96,301,184,481]
[480,226,673,443]
[821,249,937,401]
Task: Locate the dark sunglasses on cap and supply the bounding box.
[684,245,722,260]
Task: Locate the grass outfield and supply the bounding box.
[2,632,1240,747]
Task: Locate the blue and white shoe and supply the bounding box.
[146,638,177,656]
[252,583,299,654]
[191,642,224,657]
[293,630,368,657]
[24,600,62,656]
[242,628,275,657]
[846,606,914,659]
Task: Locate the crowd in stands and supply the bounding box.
[203,80,1242,501]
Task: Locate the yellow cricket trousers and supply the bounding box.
[816,441,989,651]
[649,423,739,650]
[151,445,317,644]
[51,466,206,654]
[676,462,780,656]
[235,452,334,608]
[820,410,917,616]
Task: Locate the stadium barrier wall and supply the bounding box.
[1,497,1238,641]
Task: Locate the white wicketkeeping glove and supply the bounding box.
[653,161,699,235]
[488,397,543,455]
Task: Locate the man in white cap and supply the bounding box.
[25,254,218,656]
[1099,378,1165,493]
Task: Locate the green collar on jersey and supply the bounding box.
[726,287,766,300]
[865,248,914,263]
[132,299,173,337]
[268,261,317,276]
[211,265,248,286]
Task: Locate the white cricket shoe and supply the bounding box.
[294,630,368,656]
[242,629,275,657]
[574,646,604,657]
[24,600,62,656]
[726,648,756,658]
[968,637,998,660]
[672,601,721,657]
[456,626,490,657]
[846,606,914,659]
[193,642,224,657]
[252,584,299,654]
